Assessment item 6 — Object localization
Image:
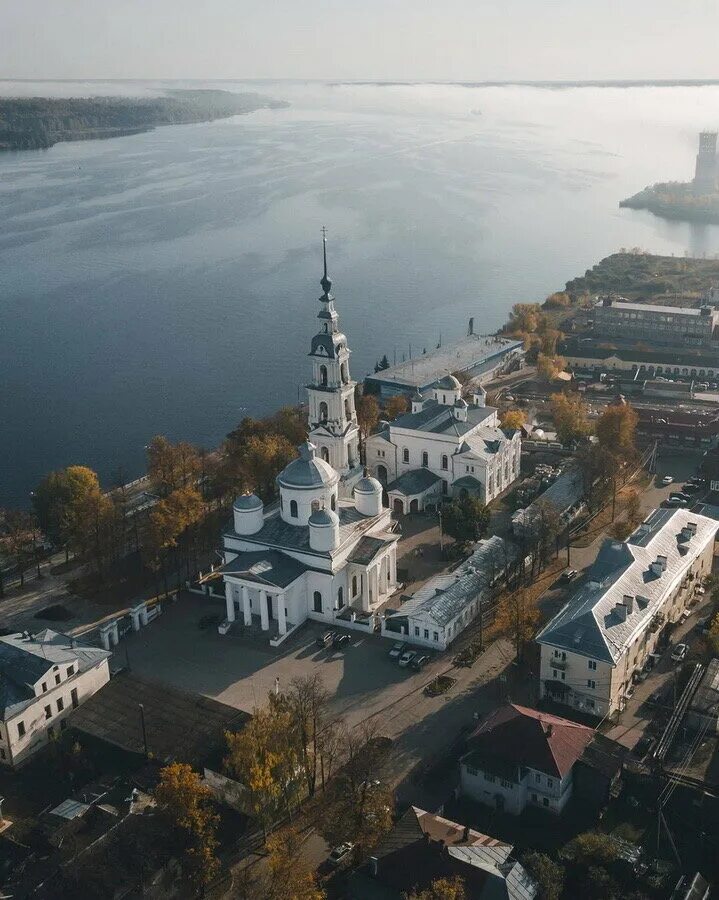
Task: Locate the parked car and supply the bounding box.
[632,734,656,759]
[669,492,692,503]
[561,569,578,583]
[333,633,351,649]
[328,842,354,867]
[410,654,430,671]
[664,497,687,508]
[316,631,335,648]
[682,483,700,494]
[388,641,407,659]
[398,649,417,667]
[505,394,515,402]
[671,643,688,663]
[660,475,674,485]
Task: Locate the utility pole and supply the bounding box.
[138,703,149,758]
[438,507,444,556]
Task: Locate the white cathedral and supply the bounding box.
[218,237,399,642]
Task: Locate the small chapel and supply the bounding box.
[217,234,399,641]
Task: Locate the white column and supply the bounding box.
[277,592,287,636]
[241,585,251,626]
[260,589,270,631]
[110,621,120,647]
[225,581,236,622]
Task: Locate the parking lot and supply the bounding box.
[119,593,452,727]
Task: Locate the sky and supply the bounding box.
[1,0,719,83]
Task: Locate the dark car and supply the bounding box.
[333,633,351,649]
[388,641,407,659]
[670,492,692,503]
[316,631,335,648]
[561,569,578,583]
[632,734,656,759]
[410,654,430,671]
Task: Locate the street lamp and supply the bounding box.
[138,703,149,758]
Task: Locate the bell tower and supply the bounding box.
[307,228,361,494]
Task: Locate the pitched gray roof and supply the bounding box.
[347,534,396,565]
[218,549,309,588]
[0,631,110,720]
[390,399,496,436]
[388,469,442,497]
[390,536,514,627]
[537,506,719,663]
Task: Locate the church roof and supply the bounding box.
[233,493,263,511]
[389,399,495,437]
[388,469,442,497]
[347,535,395,565]
[277,440,339,489]
[225,503,385,559]
[309,508,339,526]
[218,550,309,588]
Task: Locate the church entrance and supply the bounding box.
[393,498,404,515]
[266,593,273,622]
[409,499,419,513]
[377,465,388,483]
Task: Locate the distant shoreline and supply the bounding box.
[0,88,288,151]
[620,182,719,225]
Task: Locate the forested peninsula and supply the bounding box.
[0,89,288,151]
[619,181,719,224]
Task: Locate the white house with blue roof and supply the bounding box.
[0,630,110,767]
[216,237,399,643]
[537,506,719,718]
[366,379,521,513]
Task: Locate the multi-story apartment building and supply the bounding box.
[593,297,719,348]
[537,507,718,718]
[0,630,111,767]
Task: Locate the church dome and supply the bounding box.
[454,398,468,409]
[309,507,339,527]
[278,440,339,489]
[435,374,462,391]
[233,493,262,510]
[355,474,382,494]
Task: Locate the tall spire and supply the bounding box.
[320,225,332,298]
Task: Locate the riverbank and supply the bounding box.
[620,182,719,225]
[0,89,288,150]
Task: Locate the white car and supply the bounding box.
[661,475,674,485]
[328,842,354,867]
[671,643,688,663]
[398,650,417,667]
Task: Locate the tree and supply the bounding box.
[595,403,638,461]
[575,444,619,510]
[522,852,564,900]
[356,394,380,464]
[442,497,490,545]
[155,762,220,894]
[239,434,297,501]
[406,876,467,900]
[500,408,526,431]
[549,393,591,445]
[146,436,202,496]
[224,699,304,832]
[506,303,545,335]
[259,825,327,900]
[33,464,102,557]
[384,394,409,420]
[493,587,539,661]
[536,353,566,382]
[540,328,562,356]
[1,509,35,587]
[285,673,332,798]
[526,498,563,573]
[543,291,571,309]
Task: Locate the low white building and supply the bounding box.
[537,507,719,718]
[0,630,111,768]
[460,704,595,815]
[366,381,522,513]
[382,536,512,651]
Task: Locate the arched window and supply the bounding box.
[320,365,328,387]
[422,451,429,468]
[311,499,320,512]
[321,447,330,463]
[441,454,448,470]
[403,448,410,464]
[313,591,322,613]
[331,494,336,511]
[344,398,351,419]
[341,362,349,384]
[352,575,358,596]
[337,587,344,609]
[319,401,328,422]
[290,500,298,518]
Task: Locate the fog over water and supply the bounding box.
[2,80,719,505]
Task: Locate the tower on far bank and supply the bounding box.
[694,131,718,193]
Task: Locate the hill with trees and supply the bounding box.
[0,89,288,150]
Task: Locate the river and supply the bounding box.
[2,79,719,505]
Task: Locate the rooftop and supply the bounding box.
[387,468,442,498]
[462,703,595,779]
[69,671,249,768]
[366,334,524,390]
[600,300,707,317]
[217,549,310,588]
[389,398,496,437]
[388,536,513,627]
[537,506,719,663]
[0,630,110,720]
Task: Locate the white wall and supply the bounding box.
[3,660,110,767]
[460,762,573,815]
